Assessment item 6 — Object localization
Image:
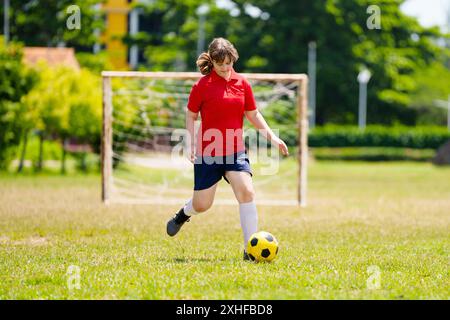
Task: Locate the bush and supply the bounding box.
[75,51,113,74]
[311,147,435,162]
[0,39,37,168]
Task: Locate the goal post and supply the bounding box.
[101,71,308,207]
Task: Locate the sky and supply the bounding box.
[401,0,449,30]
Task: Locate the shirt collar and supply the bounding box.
[210,68,239,82]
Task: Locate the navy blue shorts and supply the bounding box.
[193,151,252,190]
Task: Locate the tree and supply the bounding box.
[0,39,37,169]
[409,60,450,125]
[24,64,101,172]
[66,69,102,172]
[1,0,104,50]
[231,0,447,125]
[127,0,248,71]
[133,0,447,126]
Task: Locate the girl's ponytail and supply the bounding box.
[196,52,213,75]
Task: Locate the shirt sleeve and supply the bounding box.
[243,79,257,111]
[187,83,202,113]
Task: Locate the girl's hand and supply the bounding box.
[273,137,289,156]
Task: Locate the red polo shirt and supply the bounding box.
[187,68,257,157]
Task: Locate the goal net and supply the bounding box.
[101,71,308,207]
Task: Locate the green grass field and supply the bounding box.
[0,160,449,299]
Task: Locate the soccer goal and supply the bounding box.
[101,71,308,207]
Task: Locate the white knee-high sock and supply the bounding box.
[239,201,258,251]
[183,198,199,216]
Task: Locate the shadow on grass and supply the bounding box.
[161,256,236,263]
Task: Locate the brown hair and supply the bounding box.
[196,38,239,75]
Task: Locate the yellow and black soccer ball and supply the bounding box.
[247,231,279,262]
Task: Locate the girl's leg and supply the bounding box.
[166,182,218,237]
[185,182,218,215]
[224,171,258,252]
[224,171,255,203]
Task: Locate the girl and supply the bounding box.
[167,38,289,260]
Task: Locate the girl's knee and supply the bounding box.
[237,188,255,203]
[192,201,212,213]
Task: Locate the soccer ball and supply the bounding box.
[247,231,279,262]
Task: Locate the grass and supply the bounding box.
[0,160,449,299]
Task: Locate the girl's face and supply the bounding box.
[212,56,233,79]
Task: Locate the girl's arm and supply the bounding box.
[245,110,289,156]
[186,109,199,163]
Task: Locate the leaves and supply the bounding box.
[0,40,36,168]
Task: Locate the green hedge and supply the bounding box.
[305,126,450,149]
[311,147,435,162]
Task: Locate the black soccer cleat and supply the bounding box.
[166,208,190,237]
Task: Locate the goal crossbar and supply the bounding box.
[101,71,307,81]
